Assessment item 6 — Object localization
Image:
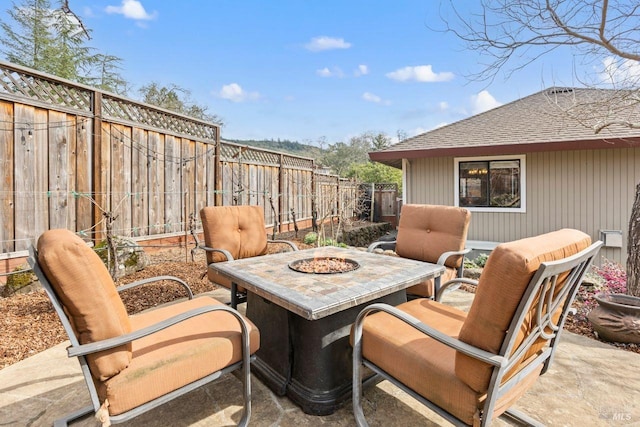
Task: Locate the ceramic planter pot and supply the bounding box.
[587,293,640,344]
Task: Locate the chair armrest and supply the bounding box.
[198,245,234,261]
[267,239,299,251]
[435,278,479,302]
[68,304,251,358]
[436,248,472,266]
[117,276,194,299]
[367,240,397,252]
[353,302,506,368]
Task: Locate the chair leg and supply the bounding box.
[53,405,95,427]
[230,282,247,309]
[502,408,545,426]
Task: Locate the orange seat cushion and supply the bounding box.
[37,229,132,381]
[200,205,268,291]
[356,299,481,424]
[100,296,260,416]
[200,205,268,264]
[396,204,470,269]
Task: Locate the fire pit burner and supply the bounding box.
[289,257,360,274]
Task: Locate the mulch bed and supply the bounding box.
[1,237,638,370]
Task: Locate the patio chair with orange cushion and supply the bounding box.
[199,205,298,308]
[352,228,602,426]
[368,204,471,299]
[28,229,260,427]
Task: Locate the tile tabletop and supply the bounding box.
[210,246,445,320]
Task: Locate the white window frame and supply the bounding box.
[454,154,526,213]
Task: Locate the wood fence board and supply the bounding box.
[164,135,181,233]
[110,124,126,237]
[224,161,231,205]
[148,131,164,235]
[48,110,69,230]
[66,112,77,231]
[194,140,207,213]
[0,101,14,252]
[122,126,132,237]
[75,117,92,234]
[249,164,257,206]
[205,143,215,207]
[131,127,148,236]
[13,104,36,251]
[32,108,49,248]
[182,138,196,223]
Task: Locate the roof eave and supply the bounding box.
[369,137,640,165]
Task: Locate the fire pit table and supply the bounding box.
[209,246,444,415]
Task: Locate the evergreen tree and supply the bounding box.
[0,0,128,94]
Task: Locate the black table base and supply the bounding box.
[246,290,406,415]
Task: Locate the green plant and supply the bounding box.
[472,253,489,268]
[303,232,318,245]
[464,259,478,269]
[2,266,36,297]
[320,238,347,248]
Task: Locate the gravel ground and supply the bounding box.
[1,237,638,371]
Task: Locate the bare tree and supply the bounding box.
[439,0,640,296]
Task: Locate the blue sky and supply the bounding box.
[4,1,585,145]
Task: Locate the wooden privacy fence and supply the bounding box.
[0,61,358,258]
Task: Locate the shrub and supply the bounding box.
[2,266,36,297]
[592,259,627,294]
[573,258,627,322]
[303,232,318,245]
[472,253,489,268]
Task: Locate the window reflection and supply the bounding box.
[459,160,520,208]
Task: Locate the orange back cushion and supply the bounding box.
[200,205,268,263]
[37,229,132,381]
[455,229,591,392]
[396,204,470,268]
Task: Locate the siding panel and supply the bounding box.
[407,148,640,265]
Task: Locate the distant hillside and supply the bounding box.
[223,138,324,161]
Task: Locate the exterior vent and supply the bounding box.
[548,87,574,94]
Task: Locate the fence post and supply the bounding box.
[311,166,317,231]
[279,153,285,232]
[214,133,222,206]
[92,91,105,242]
[336,176,340,223]
[370,183,375,222]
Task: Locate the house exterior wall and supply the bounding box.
[404,147,640,266]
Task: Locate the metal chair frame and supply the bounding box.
[198,238,298,309]
[368,239,471,297]
[353,240,603,426]
[27,246,254,427]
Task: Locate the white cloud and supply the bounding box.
[438,101,449,112]
[105,0,156,20]
[411,127,429,136]
[316,67,344,78]
[386,65,454,82]
[470,90,502,114]
[362,92,391,105]
[217,83,260,103]
[600,56,640,86]
[433,122,449,129]
[305,36,351,52]
[354,64,369,77]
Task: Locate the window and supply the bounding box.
[454,155,525,212]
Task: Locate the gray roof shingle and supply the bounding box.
[371,87,640,168]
